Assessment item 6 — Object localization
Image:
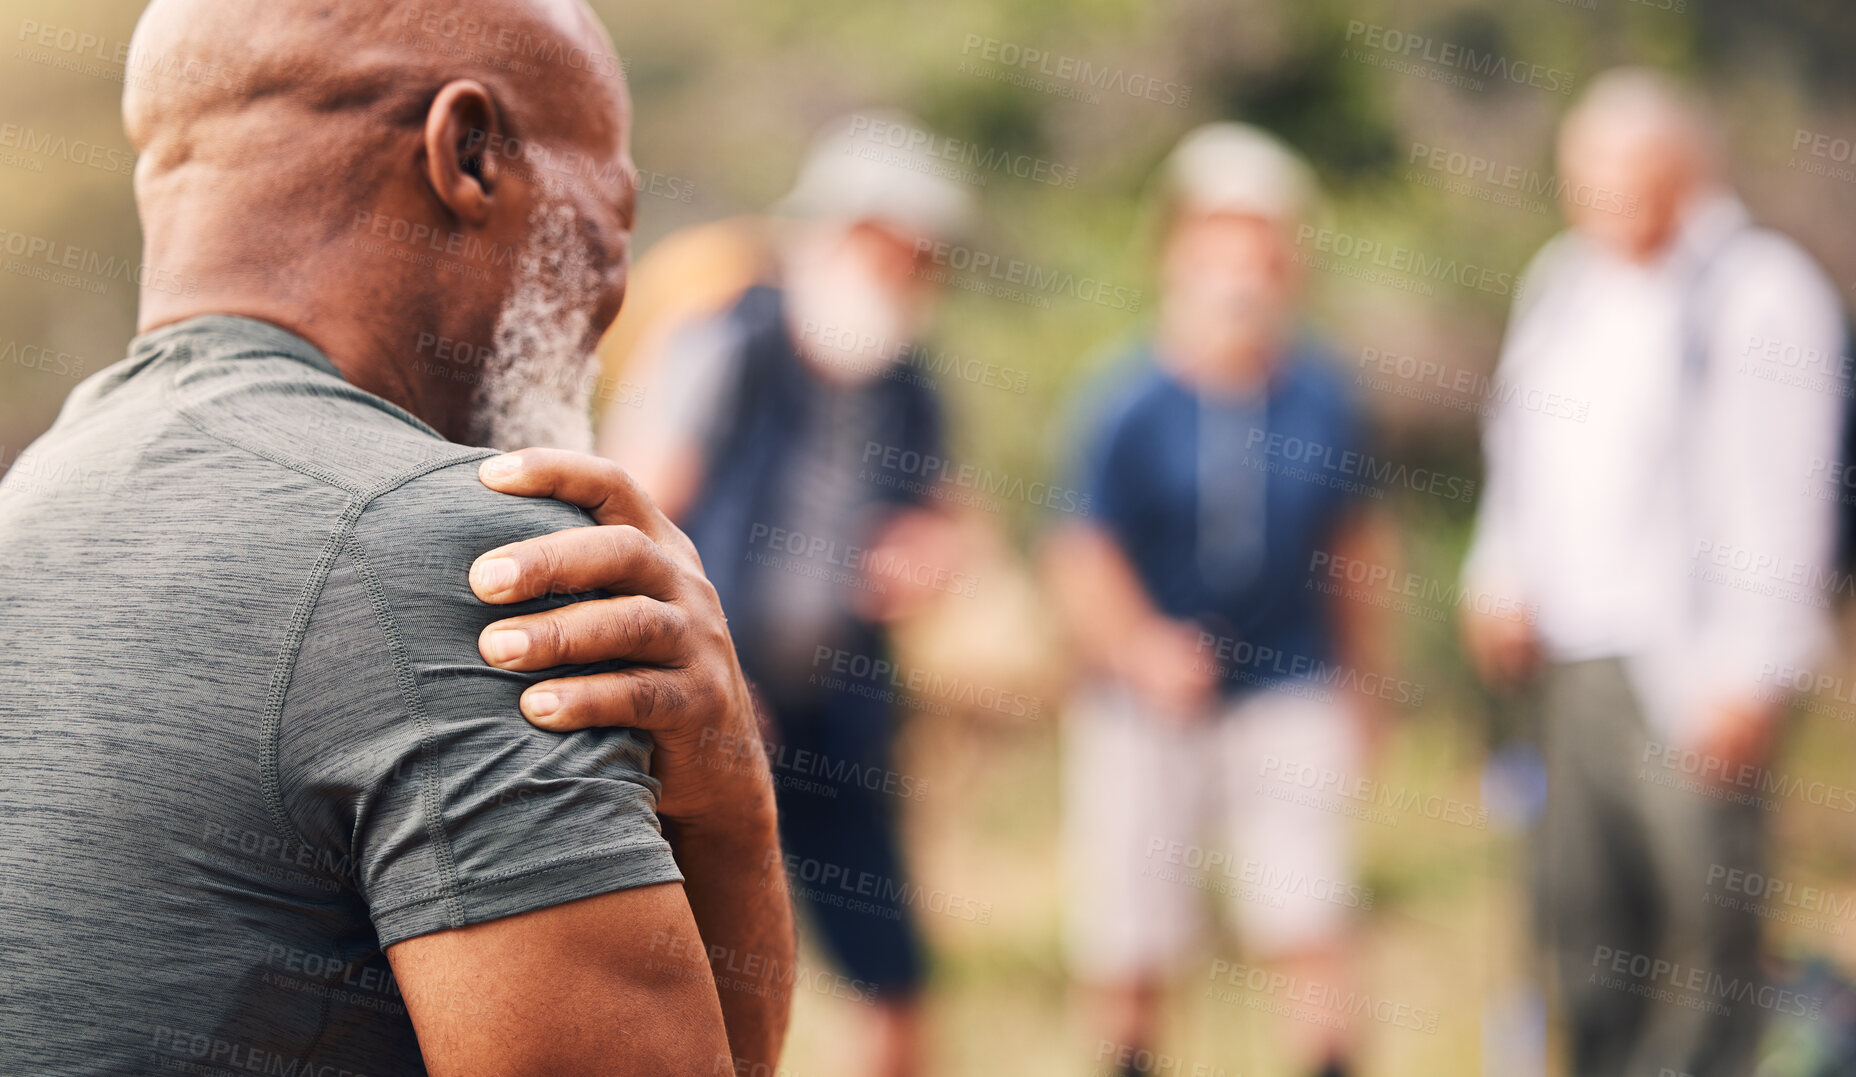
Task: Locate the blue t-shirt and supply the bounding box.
[1074,338,1367,696]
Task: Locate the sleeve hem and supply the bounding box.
[371,841,685,949]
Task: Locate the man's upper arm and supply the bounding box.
[278,460,725,1063]
[387,883,731,1077]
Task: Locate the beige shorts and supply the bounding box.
[1062,684,1364,982]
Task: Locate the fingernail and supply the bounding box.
[480,454,523,481]
[482,629,530,665]
[524,690,560,719]
[471,557,519,595]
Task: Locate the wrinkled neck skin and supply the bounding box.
[136,174,495,445]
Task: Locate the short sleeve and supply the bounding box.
[277,459,683,948]
[1070,374,1146,541]
[1315,362,1372,519]
[892,379,949,513]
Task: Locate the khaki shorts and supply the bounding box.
[1062,684,1363,981]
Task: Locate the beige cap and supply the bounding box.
[776,109,977,243]
[1164,122,1316,227]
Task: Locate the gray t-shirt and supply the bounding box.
[0,315,683,1075]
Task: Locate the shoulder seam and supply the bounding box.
[165,334,486,498]
[258,497,369,853]
[341,528,470,931]
[259,449,500,867]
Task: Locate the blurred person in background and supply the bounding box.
[600,112,974,1077]
[1460,68,1848,1077]
[1046,124,1390,1077]
[595,214,775,485]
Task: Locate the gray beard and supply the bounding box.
[468,202,601,453]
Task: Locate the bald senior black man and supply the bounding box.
[0,1,794,1074]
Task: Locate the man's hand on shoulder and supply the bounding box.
[467,448,795,1070]
[466,448,772,831]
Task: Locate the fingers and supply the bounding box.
[478,449,668,536]
[518,666,712,733]
[478,448,705,570]
[471,524,681,604]
[479,595,690,671]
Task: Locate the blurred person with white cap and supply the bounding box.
[1460,68,1847,1077]
[1045,123,1389,1077]
[603,111,974,1077]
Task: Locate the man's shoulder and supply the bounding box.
[63,341,598,581]
[1079,347,1175,437]
[353,459,597,594]
[1720,226,1839,308]
[1279,339,1362,423]
[168,351,483,498]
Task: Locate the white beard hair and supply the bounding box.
[468,201,602,453]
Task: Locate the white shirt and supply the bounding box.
[1464,194,1848,739]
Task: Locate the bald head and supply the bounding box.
[1557,68,1719,262]
[126,0,640,450]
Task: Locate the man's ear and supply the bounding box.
[424,80,501,226]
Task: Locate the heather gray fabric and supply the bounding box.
[0,315,682,1076]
